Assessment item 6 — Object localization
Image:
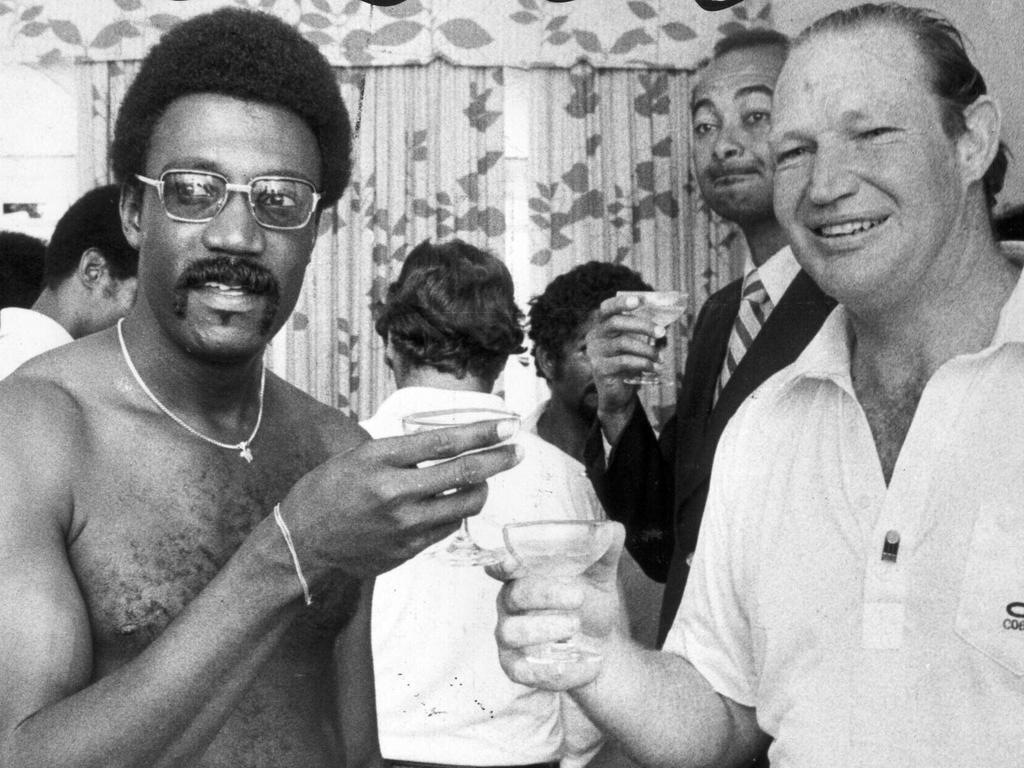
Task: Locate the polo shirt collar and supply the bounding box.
[778,263,1024,395]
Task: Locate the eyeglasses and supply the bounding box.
[135,169,321,230]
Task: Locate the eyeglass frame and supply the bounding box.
[134,169,322,231]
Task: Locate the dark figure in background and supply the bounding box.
[0,230,45,308]
[526,260,651,464]
[0,185,139,379]
[583,29,835,645]
[0,9,518,768]
[526,260,665,656]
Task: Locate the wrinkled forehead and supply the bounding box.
[772,26,934,132]
[692,46,786,111]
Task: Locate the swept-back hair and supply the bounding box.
[374,239,525,384]
[796,2,1009,210]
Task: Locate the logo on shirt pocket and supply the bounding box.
[955,506,1024,676]
[1004,602,1024,631]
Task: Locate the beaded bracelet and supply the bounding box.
[273,504,313,607]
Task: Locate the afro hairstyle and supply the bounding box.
[527,261,651,380]
[110,7,352,208]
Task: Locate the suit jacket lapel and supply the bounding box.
[672,282,741,502]
[700,270,836,480]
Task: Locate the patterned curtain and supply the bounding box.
[282,63,507,417]
[521,63,744,424]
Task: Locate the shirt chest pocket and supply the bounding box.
[955,504,1024,676]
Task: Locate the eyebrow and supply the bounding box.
[157,160,316,183]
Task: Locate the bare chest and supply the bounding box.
[856,377,926,484]
[67,412,359,669]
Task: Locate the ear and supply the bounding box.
[76,248,109,291]
[120,182,144,250]
[957,95,1002,187]
[535,345,557,381]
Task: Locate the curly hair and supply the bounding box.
[44,185,137,289]
[0,231,45,308]
[527,261,651,380]
[797,3,1009,211]
[374,239,525,384]
[111,7,352,208]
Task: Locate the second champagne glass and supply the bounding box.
[502,520,615,663]
[403,407,520,566]
[616,290,687,385]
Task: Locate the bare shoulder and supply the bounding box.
[0,357,88,532]
[263,372,368,460]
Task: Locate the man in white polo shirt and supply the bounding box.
[364,238,605,768]
[492,5,1024,766]
[0,185,137,379]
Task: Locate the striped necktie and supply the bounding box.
[715,268,773,402]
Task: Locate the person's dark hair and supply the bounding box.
[527,261,651,380]
[796,2,1009,210]
[374,239,525,383]
[0,231,46,308]
[691,28,789,108]
[111,7,352,209]
[712,27,789,60]
[994,204,1024,241]
[44,184,137,289]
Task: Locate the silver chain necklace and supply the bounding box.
[116,318,265,463]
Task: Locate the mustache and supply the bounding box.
[707,162,762,180]
[175,256,280,298]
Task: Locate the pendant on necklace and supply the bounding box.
[240,445,254,463]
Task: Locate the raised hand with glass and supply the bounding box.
[615,290,687,385]
[402,407,521,566]
[501,520,615,664]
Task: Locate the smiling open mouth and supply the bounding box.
[813,217,888,238]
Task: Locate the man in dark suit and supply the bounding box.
[585,28,835,646]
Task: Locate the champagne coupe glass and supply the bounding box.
[502,520,614,664]
[403,407,521,566]
[616,290,687,385]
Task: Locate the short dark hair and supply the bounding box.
[374,239,526,383]
[44,185,137,289]
[712,27,789,60]
[796,2,1009,210]
[995,205,1024,241]
[0,231,45,308]
[527,261,651,380]
[111,7,352,209]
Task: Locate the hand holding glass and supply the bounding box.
[616,290,687,385]
[402,408,520,566]
[502,520,615,664]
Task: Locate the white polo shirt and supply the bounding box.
[0,308,72,380]
[363,387,604,767]
[665,273,1024,767]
